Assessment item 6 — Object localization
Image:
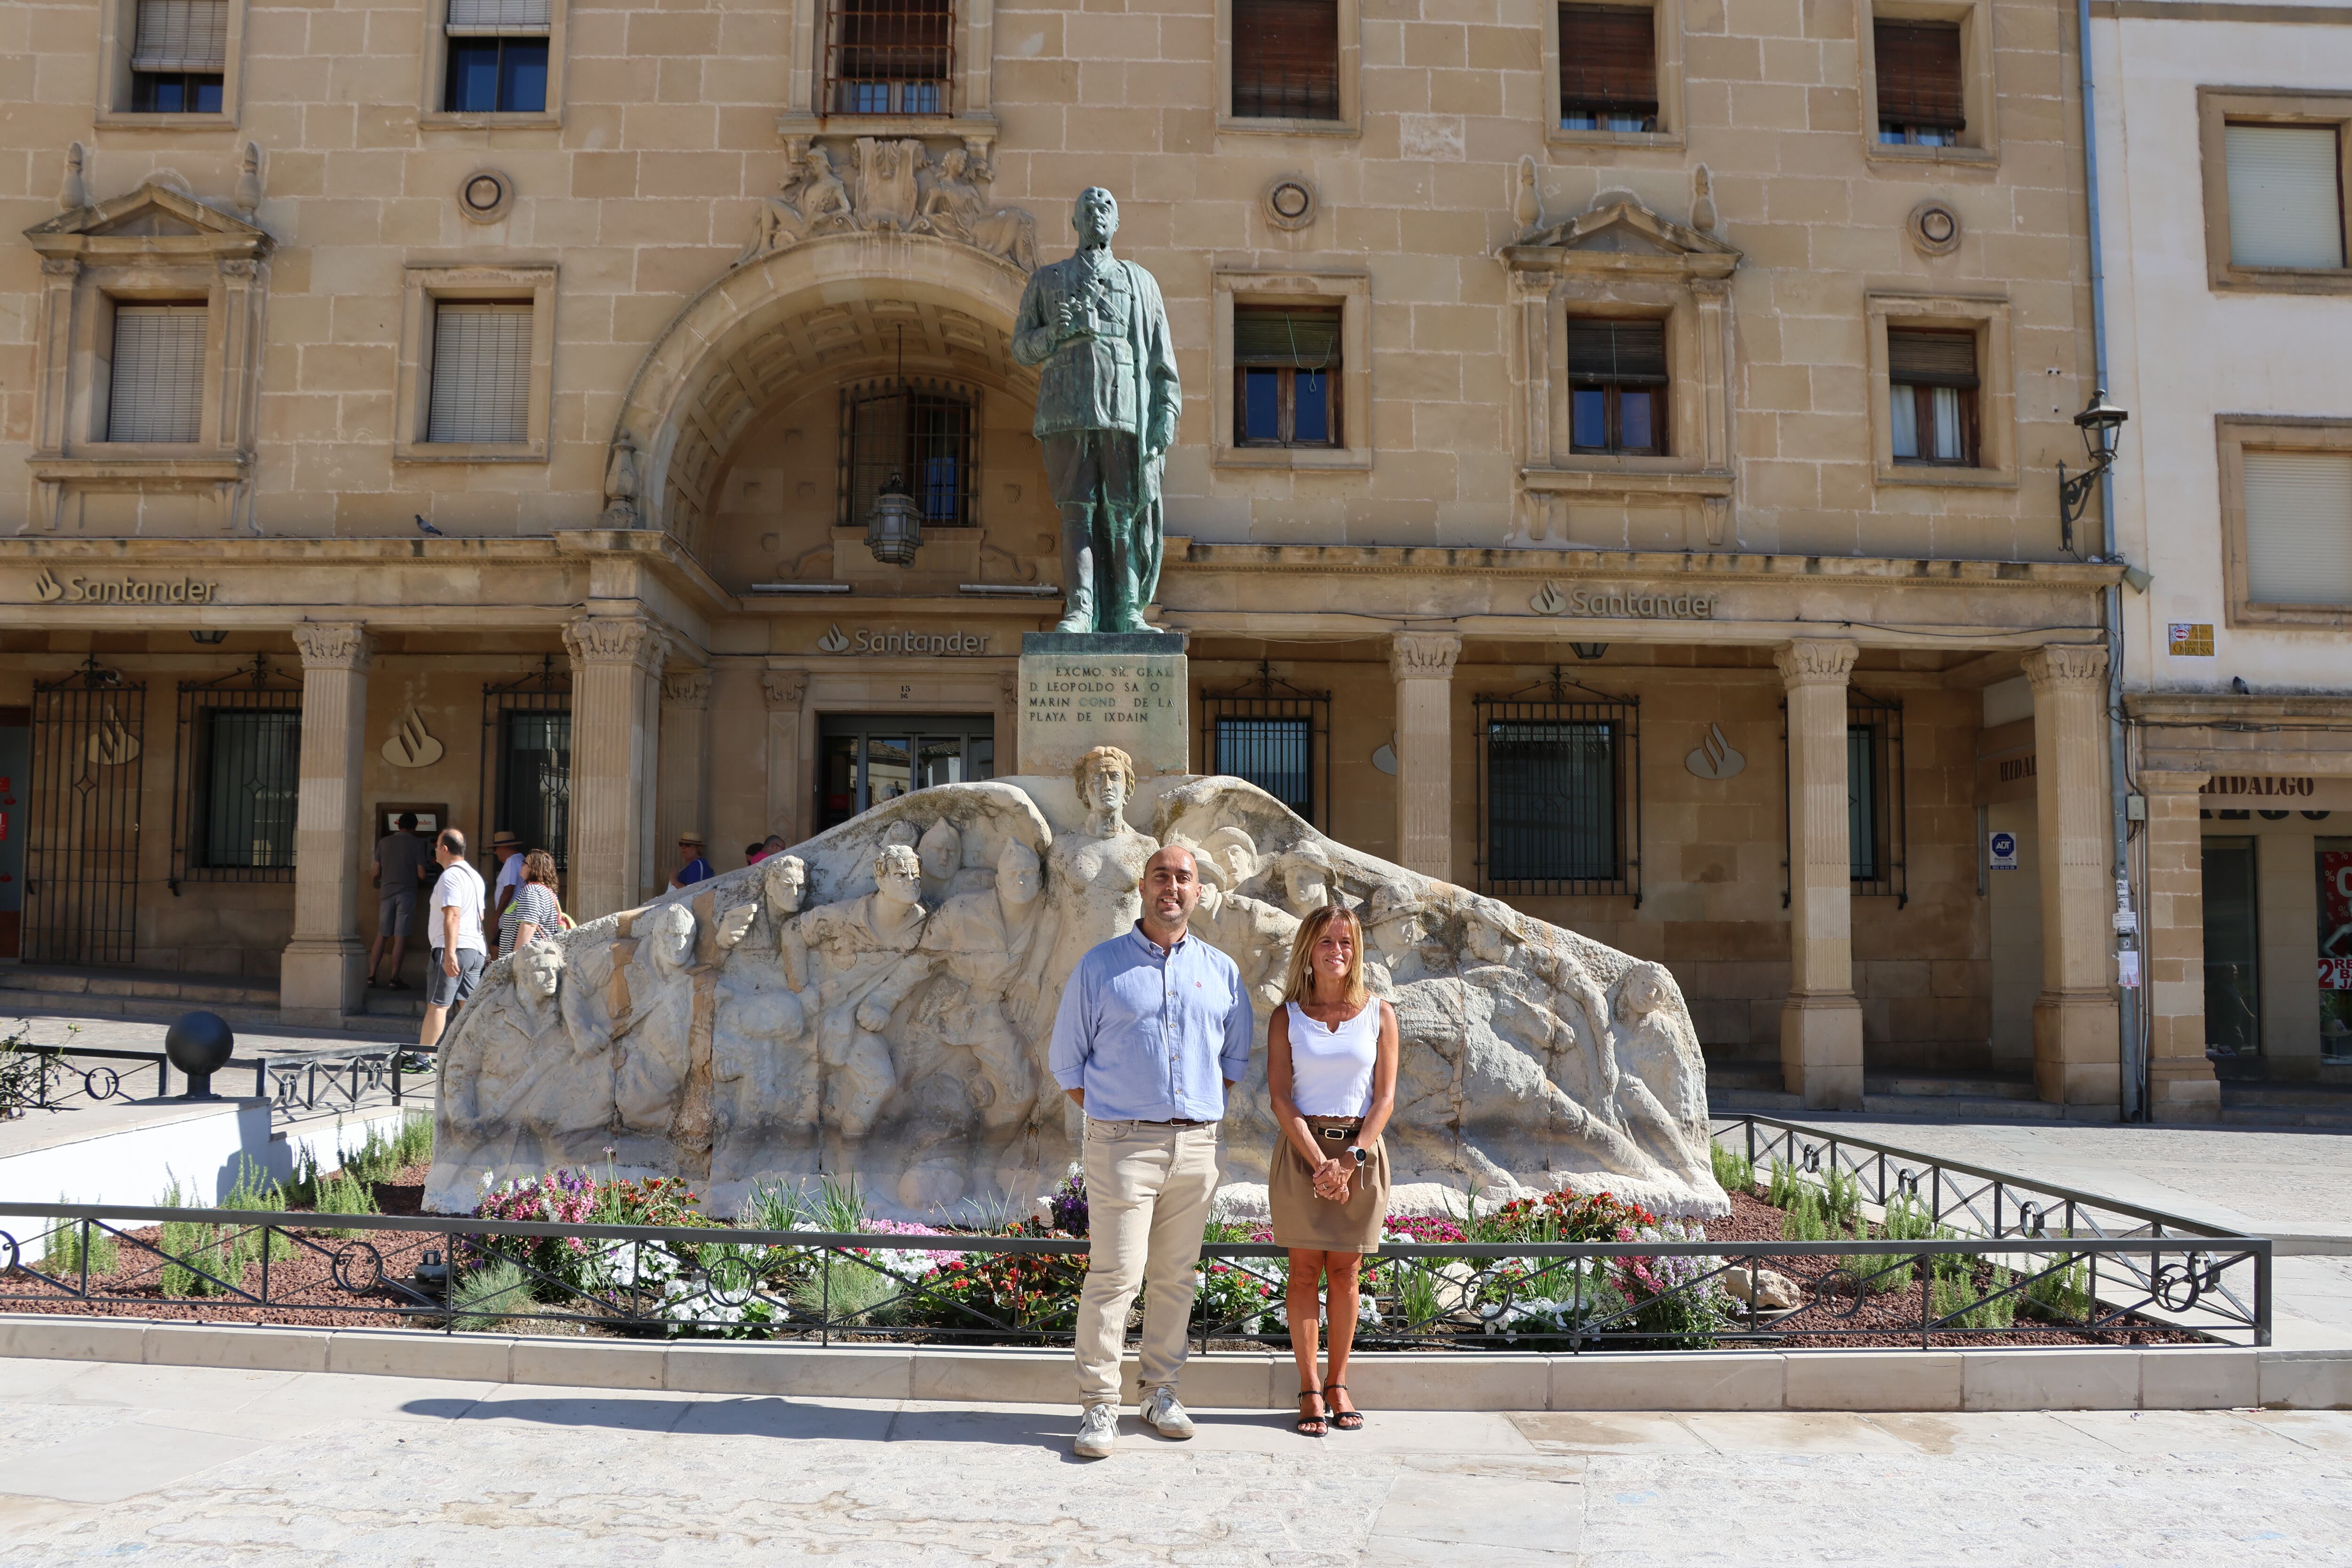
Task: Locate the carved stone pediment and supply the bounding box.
[737,134,1038,275]
[26,179,272,264]
[1505,188,1737,281]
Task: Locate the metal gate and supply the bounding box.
[482,656,572,870]
[26,659,147,965]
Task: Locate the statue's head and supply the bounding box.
[648,902,696,969]
[514,938,565,1001]
[1073,745,1136,818]
[1199,826,1260,892]
[1073,187,1119,248]
[1616,962,1675,1021]
[918,818,961,881]
[997,839,1042,906]
[939,148,968,177]
[763,853,807,918]
[1365,882,1425,949]
[874,843,924,909]
[1280,842,1334,907]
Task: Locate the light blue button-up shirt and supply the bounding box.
[1049,923,1253,1122]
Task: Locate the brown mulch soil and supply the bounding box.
[1,1169,2214,1351]
[1692,1186,2206,1350]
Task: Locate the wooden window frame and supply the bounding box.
[1232,303,1343,450]
[96,0,246,129]
[1886,326,1981,468]
[1859,0,1998,167]
[1867,293,2015,489]
[1545,0,1683,152]
[394,263,557,464]
[1210,266,1371,470]
[2215,414,2352,629]
[1566,317,1669,458]
[421,0,567,130]
[2200,88,2352,295]
[1215,0,1360,139]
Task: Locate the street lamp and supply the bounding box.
[864,471,922,566]
[2058,388,2129,555]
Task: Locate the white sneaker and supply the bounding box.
[1140,1385,1195,1439]
[1073,1401,1120,1458]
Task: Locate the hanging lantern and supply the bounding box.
[865,470,922,566]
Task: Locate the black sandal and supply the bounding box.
[1326,1384,1364,1431]
[1294,1389,1327,1437]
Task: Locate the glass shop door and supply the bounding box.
[817,713,995,831]
[2202,836,2261,1058]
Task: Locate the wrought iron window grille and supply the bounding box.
[1199,661,1330,826]
[26,659,146,966]
[1474,667,1641,901]
[838,379,979,531]
[1778,688,1908,908]
[171,657,303,888]
[824,0,954,115]
[481,656,572,873]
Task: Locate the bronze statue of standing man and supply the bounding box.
[1012,188,1181,636]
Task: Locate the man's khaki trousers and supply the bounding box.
[1072,1119,1221,1407]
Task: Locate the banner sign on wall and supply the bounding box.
[2320,850,2352,992]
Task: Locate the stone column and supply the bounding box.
[2140,770,2221,1121]
[564,616,663,921]
[657,666,713,870]
[279,622,371,1025]
[763,668,809,846]
[1775,638,1863,1110]
[2024,643,2121,1109]
[1389,632,1461,882]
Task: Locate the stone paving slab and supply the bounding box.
[0,1359,2345,1564]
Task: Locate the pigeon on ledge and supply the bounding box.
[414,514,444,536]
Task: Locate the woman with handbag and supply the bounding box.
[1266,901,1398,1436]
[499,850,564,954]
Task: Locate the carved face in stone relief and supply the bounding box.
[1616,963,1674,1021]
[998,841,1042,906]
[647,903,696,970]
[874,844,924,910]
[918,819,961,882]
[1199,827,1260,893]
[1365,884,1425,958]
[514,939,565,1001]
[763,854,808,920]
[1073,746,1135,823]
[1280,846,1333,912]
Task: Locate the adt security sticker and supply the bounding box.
[1989,831,2018,871]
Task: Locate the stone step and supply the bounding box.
[0,963,277,1008]
[359,989,431,1019]
[1706,1061,1785,1093]
[1864,1073,2039,1101]
[1707,1087,1805,1114]
[1857,1093,2068,1122]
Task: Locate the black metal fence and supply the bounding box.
[0,1117,2266,1353]
[0,1041,430,1116]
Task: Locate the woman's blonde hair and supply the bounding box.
[1282,902,1368,1008]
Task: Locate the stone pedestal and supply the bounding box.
[2025,644,2121,1110]
[1017,632,1187,779]
[2141,769,2222,1121]
[1776,638,1863,1110]
[280,622,370,1025]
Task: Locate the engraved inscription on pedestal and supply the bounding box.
[1017,631,1188,779]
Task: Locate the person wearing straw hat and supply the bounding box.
[668,831,714,891]
[486,829,525,957]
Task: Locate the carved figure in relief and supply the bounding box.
[781,842,931,1146]
[1037,746,1158,1023]
[444,940,597,1163]
[611,903,701,1141]
[739,146,856,263]
[917,148,1041,272]
[917,837,1047,1131]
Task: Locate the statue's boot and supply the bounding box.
[1103,516,1153,633]
[1054,505,1096,633]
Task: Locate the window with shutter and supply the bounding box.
[427,303,532,445]
[2243,450,2352,606]
[445,0,550,111]
[1559,5,1656,132]
[1233,304,1342,446]
[839,381,978,525]
[130,0,227,112]
[826,0,954,115]
[2225,125,2346,270]
[1566,318,1667,455]
[1232,0,1340,121]
[1887,327,1979,465]
[1874,19,1964,145]
[107,304,207,445]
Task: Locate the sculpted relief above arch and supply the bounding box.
[739,135,1040,275]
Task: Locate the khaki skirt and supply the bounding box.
[1268,1118,1391,1254]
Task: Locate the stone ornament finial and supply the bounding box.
[234,143,262,217]
[599,433,640,528]
[1773,639,1859,688]
[59,143,87,212]
[2022,642,2109,690]
[1691,164,1716,232]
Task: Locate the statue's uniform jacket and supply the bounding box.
[1012,251,1180,446]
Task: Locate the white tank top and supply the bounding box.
[1285,999,1380,1117]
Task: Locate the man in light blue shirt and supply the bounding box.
[1049,843,1251,1458]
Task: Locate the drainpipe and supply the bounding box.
[2077,0,2145,1120]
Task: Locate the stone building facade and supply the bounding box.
[0,0,2173,1112]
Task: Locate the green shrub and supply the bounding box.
[221,1156,293,1266]
[283,1144,325,1209]
[313,1171,380,1238]
[790,1253,901,1324]
[736,1178,808,1234]
[156,1178,237,1298]
[449,1259,532,1331]
[40,1197,119,1277]
[1709,1140,1755,1194]
[2022,1254,2093,1322]
[1930,1265,2019,1330]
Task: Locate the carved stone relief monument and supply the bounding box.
[428,767,1729,1221]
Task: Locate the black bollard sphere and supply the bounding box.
[164,1010,235,1100]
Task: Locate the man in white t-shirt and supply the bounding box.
[486,829,526,957]
[421,828,490,1051]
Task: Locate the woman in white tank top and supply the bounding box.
[1266,901,1398,1437]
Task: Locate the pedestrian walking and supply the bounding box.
[420,828,488,1051]
[486,829,524,955]
[367,812,434,989]
[668,832,713,890]
[1265,902,1398,1436]
[498,850,562,955]
[1048,844,1253,1459]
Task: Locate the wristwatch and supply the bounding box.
[1345,1146,1368,1166]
